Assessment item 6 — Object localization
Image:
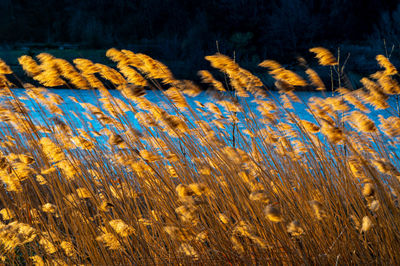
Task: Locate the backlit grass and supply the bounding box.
[0,47,399,264]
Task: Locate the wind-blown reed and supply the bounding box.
[0,48,398,264]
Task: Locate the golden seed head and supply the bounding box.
[76,187,92,199]
[287,220,304,237]
[264,204,283,223]
[39,236,57,254]
[218,213,230,224]
[0,59,12,75]
[361,216,373,232]
[0,208,15,220]
[258,59,282,70]
[96,232,122,250]
[178,243,199,259]
[376,54,397,75]
[309,200,326,220]
[249,190,270,204]
[30,255,45,266]
[362,183,375,198]
[176,184,194,198]
[109,219,135,237]
[41,203,56,213]
[368,200,380,212]
[309,47,338,66]
[306,68,325,90]
[60,241,76,257]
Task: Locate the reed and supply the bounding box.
[0,47,398,264]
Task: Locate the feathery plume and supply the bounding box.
[309,47,338,66]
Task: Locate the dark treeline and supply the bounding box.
[1,0,400,68]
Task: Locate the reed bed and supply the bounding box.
[0,47,399,265]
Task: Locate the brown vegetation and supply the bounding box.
[0,47,398,264]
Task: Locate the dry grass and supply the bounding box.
[0,47,399,264]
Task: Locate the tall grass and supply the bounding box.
[0,47,399,264]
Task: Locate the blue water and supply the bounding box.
[6,88,400,179]
[8,87,400,155]
[11,88,397,130]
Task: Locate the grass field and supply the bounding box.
[0,47,399,264]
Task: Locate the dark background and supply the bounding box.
[1,0,400,80]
